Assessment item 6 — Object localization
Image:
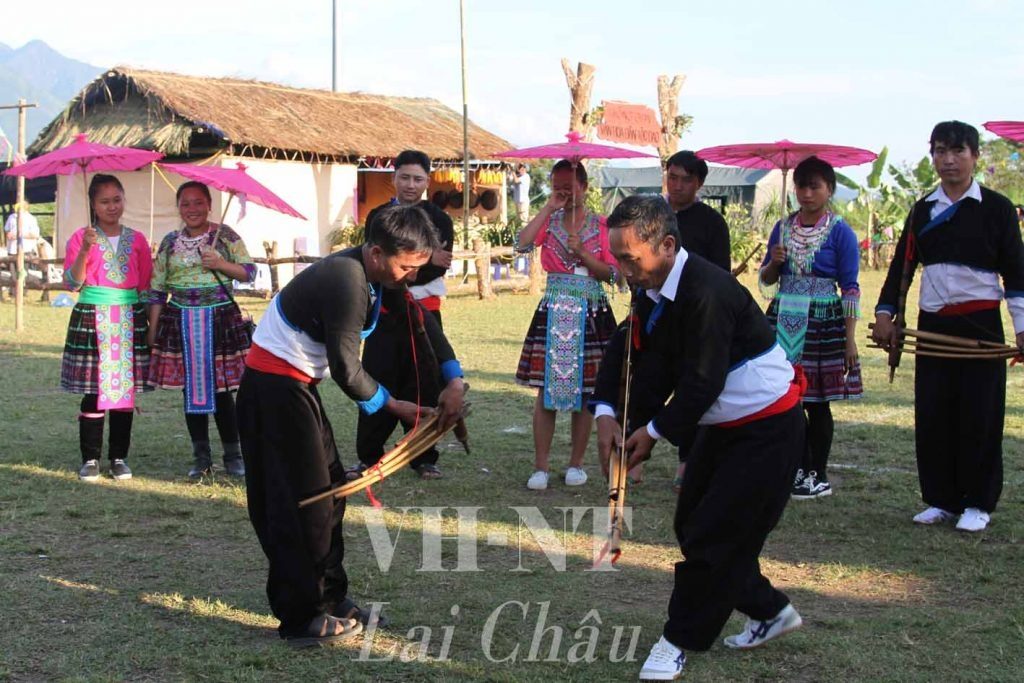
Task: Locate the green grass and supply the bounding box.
[1,270,1022,682]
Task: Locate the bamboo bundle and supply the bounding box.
[298,406,470,508]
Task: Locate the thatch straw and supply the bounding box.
[30,66,513,162]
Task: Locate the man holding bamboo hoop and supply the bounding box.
[591,196,805,680]
[236,204,465,647]
[872,120,1024,533]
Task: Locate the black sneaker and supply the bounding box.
[792,470,831,499]
[791,468,806,496]
[110,459,133,480]
[79,459,100,482]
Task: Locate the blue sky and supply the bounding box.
[5,0,1023,180]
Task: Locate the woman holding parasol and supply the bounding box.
[147,180,257,479]
[515,159,620,490]
[758,156,862,500]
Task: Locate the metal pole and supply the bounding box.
[332,0,338,92]
[459,0,470,249]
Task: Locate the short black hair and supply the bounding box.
[793,156,836,193]
[176,180,212,203]
[516,163,527,172]
[394,150,432,175]
[665,150,709,183]
[929,121,980,155]
[366,204,441,255]
[606,195,680,250]
[552,159,588,185]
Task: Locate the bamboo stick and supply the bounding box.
[865,337,1019,355]
[868,322,1012,351]
[866,344,1015,360]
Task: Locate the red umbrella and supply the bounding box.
[696,139,877,215]
[159,161,306,242]
[3,133,164,239]
[983,121,1024,143]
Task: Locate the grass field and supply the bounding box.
[1,269,1022,682]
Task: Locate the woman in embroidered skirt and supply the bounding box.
[62,174,153,482]
[147,181,256,479]
[515,160,619,490]
[759,156,862,499]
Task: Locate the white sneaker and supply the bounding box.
[565,466,588,486]
[912,507,957,525]
[639,636,686,680]
[723,603,803,650]
[526,470,549,490]
[955,507,990,532]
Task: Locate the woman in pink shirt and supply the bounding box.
[60,174,153,482]
[515,160,619,490]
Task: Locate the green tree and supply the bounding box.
[979,138,1024,204]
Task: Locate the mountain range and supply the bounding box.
[0,40,101,150]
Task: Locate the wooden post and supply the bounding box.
[656,75,686,162]
[528,251,543,296]
[264,240,279,294]
[561,59,597,137]
[0,98,38,331]
[472,237,494,300]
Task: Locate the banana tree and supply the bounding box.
[838,147,890,268]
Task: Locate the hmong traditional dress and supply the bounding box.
[876,181,1024,514]
[147,225,256,414]
[60,226,153,410]
[515,210,618,411]
[760,212,863,402]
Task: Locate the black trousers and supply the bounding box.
[237,369,348,636]
[915,309,1005,513]
[675,426,699,464]
[79,394,134,462]
[802,401,834,479]
[664,405,804,651]
[356,305,442,469]
[184,391,240,444]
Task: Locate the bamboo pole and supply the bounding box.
[868,322,1013,350]
[866,344,1015,360]
[868,338,1018,356]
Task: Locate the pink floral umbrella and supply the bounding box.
[159,161,306,242]
[983,121,1024,143]
[696,139,877,215]
[3,133,164,235]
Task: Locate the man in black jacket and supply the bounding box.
[664,150,732,492]
[872,121,1024,533]
[590,195,803,680]
[354,150,456,480]
[237,205,465,647]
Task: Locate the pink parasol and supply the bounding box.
[159,161,306,243]
[983,121,1024,143]
[3,133,163,179]
[495,131,657,164]
[696,139,877,215]
[3,133,164,239]
[495,131,656,210]
[159,161,306,220]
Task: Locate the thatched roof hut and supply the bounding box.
[30,66,513,164]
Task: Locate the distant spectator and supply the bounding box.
[5,205,41,257]
[511,164,532,223]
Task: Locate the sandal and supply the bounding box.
[415,463,443,480]
[284,613,362,648]
[335,597,390,629]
